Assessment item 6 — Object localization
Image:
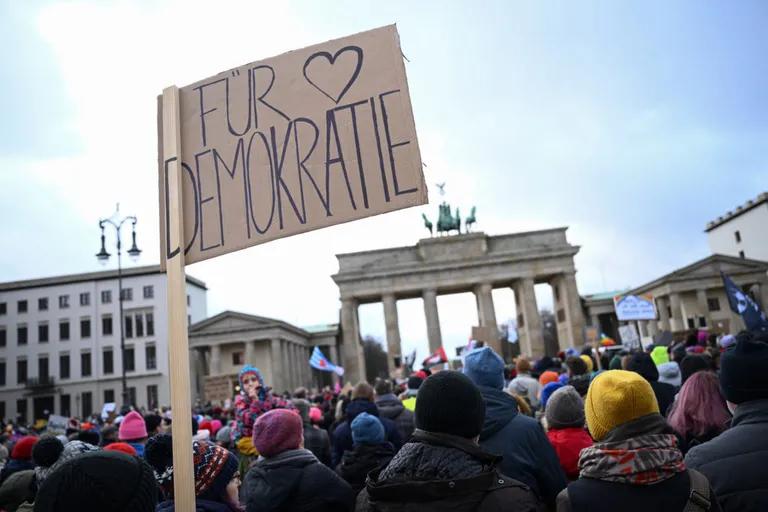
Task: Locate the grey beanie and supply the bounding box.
[545,385,585,429]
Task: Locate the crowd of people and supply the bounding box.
[0,328,765,511]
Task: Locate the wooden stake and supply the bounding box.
[162,85,196,511]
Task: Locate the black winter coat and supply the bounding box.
[375,394,415,441]
[686,399,768,512]
[356,430,542,512]
[336,442,395,494]
[476,386,566,508]
[242,449,354,512]
[331,399,402,467]
[303,423,331,467]
[627,353,676,415]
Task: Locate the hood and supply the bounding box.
[657,362,681,387]
[345,399,379,423]
[478,386,518,441]
[375,395,405,419]
[627,353,659,382]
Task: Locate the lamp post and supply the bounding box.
[96,204,141,408]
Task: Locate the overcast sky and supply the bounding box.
[1,0,766,364]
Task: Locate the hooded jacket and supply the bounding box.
[375,394,415,441]
[627,353,677,415]
[477,386,567,508]
[242,448,354,512]
[356,430,541,512]
[331,399,402,467]
[546,428,593,481]
[336,442,395,494]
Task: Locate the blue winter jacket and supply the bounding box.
[477,385,567,509]
[331,399,402,467]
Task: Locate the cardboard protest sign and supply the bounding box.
[204,374,236,403]
[47,414,68,434]
[618,324,640,349]
[159,25,427,266]
[613,294,657,321]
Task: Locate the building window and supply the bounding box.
[79,292,90,306]
[80,318,91,338]
[187,314,191,326]
[58,295,69,309]
[17,300,27,314]
[146,313,154,336]
[556,309,566,323]
[667,306,672,318]
[0,361,5,387]
[739,250,745,259]
[0,303,5,315]
[101,290,112,304]
[81,392,93,417]
[124,346,135,372]
[60,394,70,417]
[147,385,159,409]
[698,316,707,328]
[102,315,113,336]
[59,321,70,341]
[127,387,137,407]
[125,316,133,338]
[735,230,741,243]
[187,294,190,306]
[38,298,48,311]
[38,323,48,343]
[0,328,5,347]
[104,389,115,404]
[38,356,49,380]
[81,352,91,377]
[554,285,560,302]
[16,359,27,384]
[17,325,28,346]
[121,288,133,301]
[0,402,4,420]
[59,353,70,380]
[103,349,114,375]
[146,344,156,370]
[687,317,696,329]
[143,286,154,299]
[232,352,244,366]
[16,399,26,422]
[707,298,720,312]
[135,314,144,337]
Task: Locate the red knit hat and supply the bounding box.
[104,442,138,457]
[199,420,212,433]
[252,409,303,458]
[12,436,38,460]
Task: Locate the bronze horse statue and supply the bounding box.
[465,206,477,232]
[421,213,433,236]
[437,202,461,235]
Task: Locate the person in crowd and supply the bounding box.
[0,436,60,512]
[100,425,119,447]
[651,346,682,388]
[544,386,592,481]
[540,381,564,412]
[104,442,138,457]
[374,379,415,441]
[508,357,542,410]
[336,412,395,494]
[399,375,422,412]
[0,437,37,484]
[242,409,354,512]
[76,428,100,446]
[539,370,560,389]
[556,370,719,512]
[119,410,149,457]
[293,398,331,466]
[685,331,768,511]
[34,451,158,512]
[145,414,164,436]
[146,434,242,512]
[216,426,233,451]
[626,352,676,415]
[564,357,590,397]
[680,354,711,385]
[330,383,402,468]
[578,354,594,374]
[508,389,534,417]
[666,370,730,451]
[357,370,540,512]
[463,347,567,508]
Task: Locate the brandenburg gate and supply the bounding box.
[332,228,585,382]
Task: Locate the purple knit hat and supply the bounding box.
[252,409,303,458]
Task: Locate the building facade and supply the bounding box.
[0,266,207,422]
[706,192,768,261]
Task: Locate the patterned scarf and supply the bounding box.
[578,434,685,485]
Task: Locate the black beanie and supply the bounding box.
[34,451,158,512]
[415,371,485,438]
[720,331,768,404]
[627,352,659,382]
[32,436,64,468]
[680,355,711,384]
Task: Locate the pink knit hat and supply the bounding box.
[252,409,302,458]
[119,411,148,441]
[210,419,222,436]
[309,407,322,423]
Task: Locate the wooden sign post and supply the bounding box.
[161,86,196,511]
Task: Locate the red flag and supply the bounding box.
[422,347,448,367]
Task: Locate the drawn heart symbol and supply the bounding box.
[303,45,363,104]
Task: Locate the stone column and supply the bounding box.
[696,289,710,328]
[562,272,585,350]
[422,289,442,353]
[657,296,671,331]
[209,344,221,376]
[638,321,648,338]
[513,278,544,358]
[759,279,768,313]
[647,317,659,337]
[590,313,601,329]
[474,283,500,354]
[382,294,402,373]
[669,293,683,332]
[340,298,364,384]
[269,339,285,394]
[244,339,256,367]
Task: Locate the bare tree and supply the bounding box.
[540,309,560,356]
[362,335,389,383]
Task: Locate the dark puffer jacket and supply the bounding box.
[375,394,415,441]
[356,430,541,512]
[242,448,354,512]
[477,386,566,508]
[336,443,395,494]
[303,424,331,467]
[331,399,402,467]
[686,399,768,512]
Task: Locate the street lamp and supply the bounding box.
[96,204,141,408]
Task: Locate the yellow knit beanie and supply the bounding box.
[580,355,594,373]
[585,370,659,441]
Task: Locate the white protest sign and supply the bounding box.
[613,294,657,321]
[101,402,116,420]
[159,25,427,266]
[618,324,640,349]
[47,414,68,434]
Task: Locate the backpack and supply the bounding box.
[684,469,713,512]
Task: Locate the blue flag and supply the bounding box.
[722,272,768,333]
[309,347,344,376]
